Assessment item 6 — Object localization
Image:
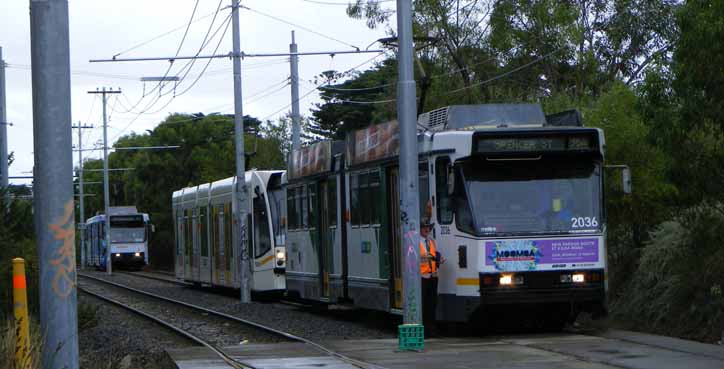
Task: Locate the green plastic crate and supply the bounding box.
[398,324,425,351]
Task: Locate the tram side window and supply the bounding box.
[435,157,453,224]
[327,178,337,227]
[454,168,476,234]
[308,183,317,229]
[301,185,309,229]
[224,203,232,269]
[253,195,272,258]
[419,162,430,220]
[176,212,183,255]
[368,171,380,225]
[359,172,370,226]
[287,188,297,231]
[350,174,360,226]
[199,207,208,257]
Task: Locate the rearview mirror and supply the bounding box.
[605,165,632,195]
[622,167,632,195]
[447,167,455,195]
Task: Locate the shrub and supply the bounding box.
[612,204,724,342]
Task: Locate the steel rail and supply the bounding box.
[78,273,384,369]
[118,270,317,310]
[115,271,192,287]
[77,284,253,369]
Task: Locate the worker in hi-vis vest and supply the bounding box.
[420,219,444,332]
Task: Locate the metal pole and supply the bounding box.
[290,31,301,152]
[78,124,84,270]
[102,89,112,275]
[232,0,251,303]
[29,0,79,367]
[74,123,92,270]
[88,88,120,276]
[0,46,8,190]
[396,0,422,326]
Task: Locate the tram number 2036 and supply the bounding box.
[571,217,598,228]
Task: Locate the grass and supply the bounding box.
[0,318,42,369]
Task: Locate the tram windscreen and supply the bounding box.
[456,159,601,236]
[110,215,146,243]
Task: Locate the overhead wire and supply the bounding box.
[158,0,229,97]
[298,0,394,5]
[261,52,384,122]
[448,48,562,94]
[240,4,361,50]
[110,14,233,141]
[117,0,221,115]
[111,5,227,59]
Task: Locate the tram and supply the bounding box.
[172,170,286,292]
[285,104,610,322]
[85,206,152,270]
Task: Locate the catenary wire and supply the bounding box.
[240,5,361,50]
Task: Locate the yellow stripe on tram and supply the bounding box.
[258,254,274,266]
[456,278,479,286]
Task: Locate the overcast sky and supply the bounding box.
[1,0,393,185]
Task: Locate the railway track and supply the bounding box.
[116,270,315,309]
[78,273,383,369]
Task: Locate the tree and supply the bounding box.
[674,0,724,131]
[310,60,398,139]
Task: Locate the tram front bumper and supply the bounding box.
[479,270,605,306]
[111,252,146,267]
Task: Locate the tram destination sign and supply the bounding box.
[288,141,332,180]
[346,120,399,166]
[475,133,597,154]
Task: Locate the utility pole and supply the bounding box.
[289,31,301,152]
[29,0,79,367]
[73,123,93,270]
[86,2,382,303]
[0,47,8,190]
[231,0,251,303]
[87,88,121,276]
[396,0,422,328]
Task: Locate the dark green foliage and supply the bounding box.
[310,60,398,139]
[0,191,38,319]
[613,204,724,342]
[674,0,724,131]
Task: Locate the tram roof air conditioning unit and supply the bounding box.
[417,104,548,131]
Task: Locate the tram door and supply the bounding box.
[318,179,334,298]
[184,209,193,280]
[199,206,211,284]
[192,209,200,281]
[175,211,184,279]
[388,167,403,309]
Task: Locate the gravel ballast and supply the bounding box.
[78,293,193,369]
[82,270,397,342]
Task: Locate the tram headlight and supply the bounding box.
[276,250,285,260]
[114,253,121,258]
[499,275,513,285]
[572,273,585,283]
[134,252,141,257]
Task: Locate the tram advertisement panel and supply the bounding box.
[480,237,603,272]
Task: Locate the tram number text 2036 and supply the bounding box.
[571,217,598,228]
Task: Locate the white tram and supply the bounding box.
[84,206,152,270]
[285,104,609,322]
[172,170,286,292]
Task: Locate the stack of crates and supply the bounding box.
[398,324,424,351]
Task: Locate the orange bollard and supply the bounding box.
[12,258,30,368]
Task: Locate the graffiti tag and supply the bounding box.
[48,200,76,298]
